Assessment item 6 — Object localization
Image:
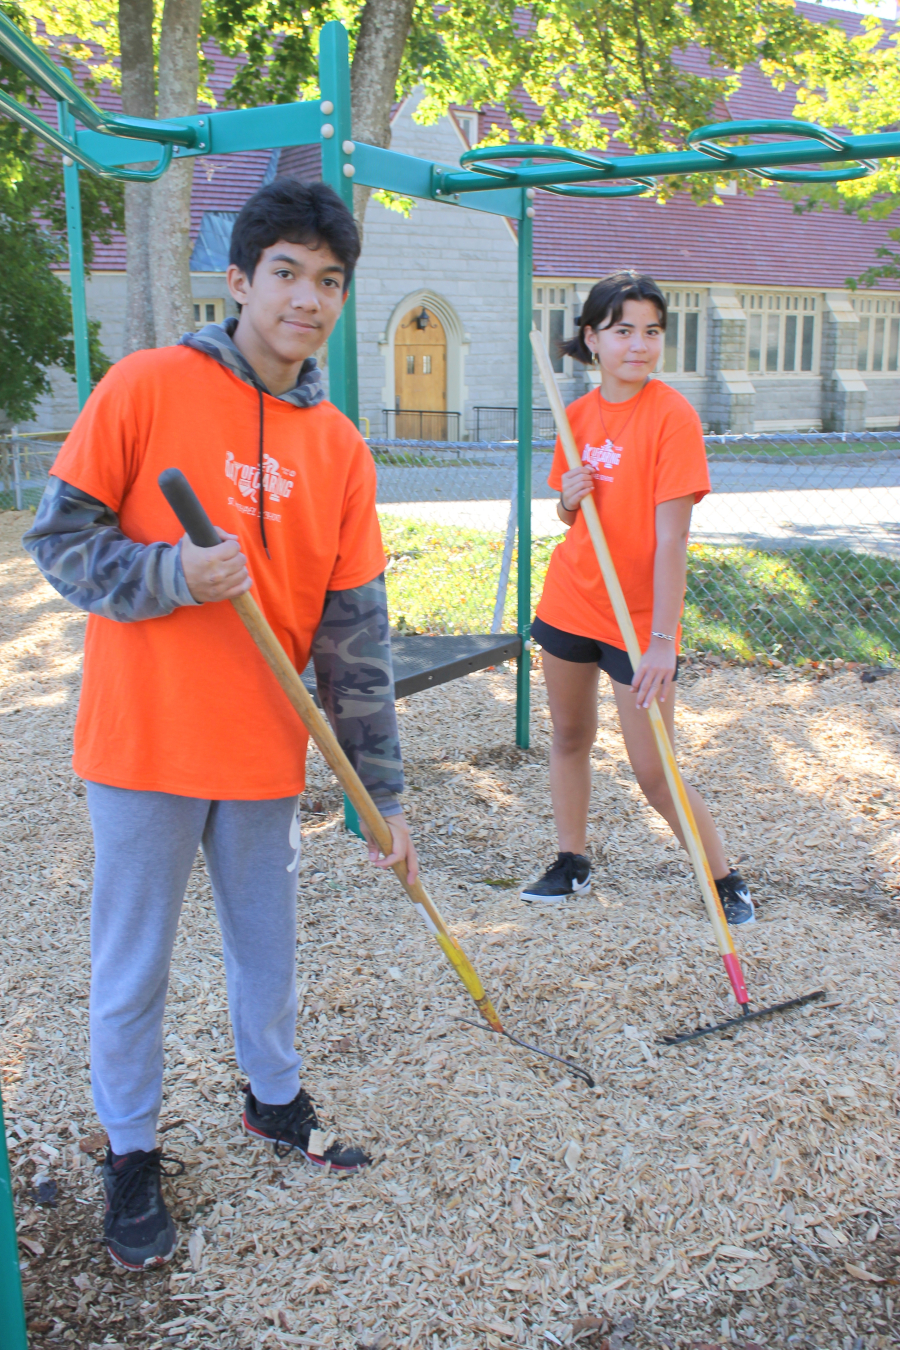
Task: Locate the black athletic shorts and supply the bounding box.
[531,615,679,687]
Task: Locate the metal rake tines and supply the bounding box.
[659,989,828,1046]
[455,1017,596,1088]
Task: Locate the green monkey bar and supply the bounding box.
[4,18,900,1335]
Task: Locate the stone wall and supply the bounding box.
[752,377,823,430]
[21,270,234,434]
[821,294,868,433]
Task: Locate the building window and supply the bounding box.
[660,291,703,374]
[455,113,477,146]
[193,299,224,329]
[740,293,818,374]
[533,285,569,373]
[851,295,900,372]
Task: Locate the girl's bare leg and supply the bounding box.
[609,678,730,879]
[542,652,600,855]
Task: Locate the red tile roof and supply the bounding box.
[28,38,273,270]
[528,3,900,287]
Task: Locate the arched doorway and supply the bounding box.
[393,305,452,439]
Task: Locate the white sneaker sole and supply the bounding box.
[520,875,592,905]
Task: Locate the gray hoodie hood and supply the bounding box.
[179,316,325,407]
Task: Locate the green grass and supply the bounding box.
[706,440,899,460]
[0,487,43,511]
[381,517,554,635]
[371,451,488,468]
[380,516,900,664]
[685,543,900,664]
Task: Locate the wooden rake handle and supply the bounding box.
[528,334,749,1008]
[157,468,502,1031]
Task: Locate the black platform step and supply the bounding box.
[302,632,522,701]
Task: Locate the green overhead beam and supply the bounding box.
[351,143,523,217]
[0,85,175,181]
[73,101,320,167]
[0,9,196,149]
[436,122,900,195]
[71,118,523,217]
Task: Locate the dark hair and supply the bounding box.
[229,178,361,291]
[561,270,667,364]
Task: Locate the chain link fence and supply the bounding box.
[371,429,900,667]
[0,434,63,511]
[2,428,897,666]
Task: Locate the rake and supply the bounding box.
[530,331,825,1046]
[158,468,595,1086]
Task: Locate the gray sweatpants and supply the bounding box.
[87,783,303,1155]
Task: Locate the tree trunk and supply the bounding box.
[349,0,417,229]
[148,0,201,346]
[119,0,156,352]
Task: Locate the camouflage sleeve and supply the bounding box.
[311,574,404,818]
[21,476,198,621]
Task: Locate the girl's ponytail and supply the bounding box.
[561,270,667,365]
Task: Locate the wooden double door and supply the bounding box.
[393,305,450,439]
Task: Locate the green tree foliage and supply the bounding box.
[0,1,122,419]
[777,13,900,286]
[205,0,823,201]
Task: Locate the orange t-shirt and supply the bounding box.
[535,379,710,651]
[50,347,386,799]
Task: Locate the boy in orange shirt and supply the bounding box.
[24,179,417,1269]
[522,271,753,925]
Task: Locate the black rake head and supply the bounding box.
[659,989,828,1046]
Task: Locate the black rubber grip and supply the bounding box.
[158,468,220,549]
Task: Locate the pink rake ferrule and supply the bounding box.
[722,952,750,1007]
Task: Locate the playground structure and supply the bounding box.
[3,13,900,1344]
[5,11,900,749]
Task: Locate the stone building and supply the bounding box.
[20,0,900,437]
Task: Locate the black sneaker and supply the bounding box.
[242,1086,371,1172]
[101,1147,182,1271]
[520,851,591,904]
[716,869,755,926]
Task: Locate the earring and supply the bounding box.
[592,350,600,367]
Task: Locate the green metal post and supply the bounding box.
[0,1087,28,1350]
[58,102,91,410]
[318,22,363,835]
[318,21,359,428]
[515,199,533,748]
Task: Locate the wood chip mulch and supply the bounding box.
[1,510,898,1350]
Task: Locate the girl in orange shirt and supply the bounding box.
[521,270,753,924]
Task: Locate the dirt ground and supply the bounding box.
[0,507,898,1350]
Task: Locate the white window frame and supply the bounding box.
[532,283,572,375]
[658,289,705,377]
[740,291,820,375]
[454,112,477,148]
[851,293,900,374]
[192,297,225,329]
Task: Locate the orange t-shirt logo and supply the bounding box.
[582,440,622,471]
[537,381,710,651]
[225,450,297,504]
